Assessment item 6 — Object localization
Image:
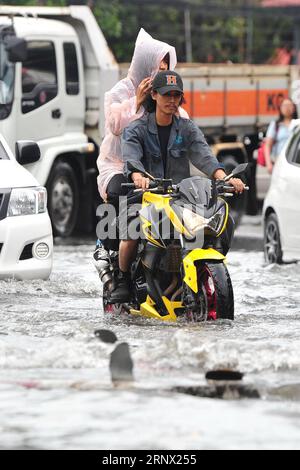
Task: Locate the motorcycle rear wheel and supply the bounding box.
[102,283,126,315]
[198,262,234,320]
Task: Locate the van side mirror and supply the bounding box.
[15,141,41,165]
[5,37,27,63]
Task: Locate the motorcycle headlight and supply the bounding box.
[207,205,227,235]
[181,205,227,237]
[181,208,208,237]
[7,187,47,217]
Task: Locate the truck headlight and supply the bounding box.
[7,187,47,217]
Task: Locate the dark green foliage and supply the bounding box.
[2,0,295,64]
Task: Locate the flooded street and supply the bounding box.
[1,243,300,450]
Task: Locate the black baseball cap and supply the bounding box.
[152,71,184,95]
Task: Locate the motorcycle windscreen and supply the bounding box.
[177,176,217,209]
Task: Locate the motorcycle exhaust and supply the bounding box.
[97,258,114,287]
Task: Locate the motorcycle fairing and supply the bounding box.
[183,249,225,294]
[140,213,165,248]
[141,192,191,239]
[130,295,183,322]
[177,176,216,208]
[216,198,229,237]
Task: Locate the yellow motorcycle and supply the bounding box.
[101,164,248,322]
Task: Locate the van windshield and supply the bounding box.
[0,39,15,119]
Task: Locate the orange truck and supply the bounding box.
[178,64,295,132]
[121,62,295,155]
[176,63,300,214]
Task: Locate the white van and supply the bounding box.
[0,134,53,279]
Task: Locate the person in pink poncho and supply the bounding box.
[94,28,187,268]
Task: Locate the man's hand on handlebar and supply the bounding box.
[131,172,150,190]
[214,169,246,194]
[228,178,246,194]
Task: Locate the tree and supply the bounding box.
[1,0,296,64]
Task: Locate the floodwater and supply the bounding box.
[1,244,300,450]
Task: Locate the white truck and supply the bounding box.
[0,5,118,237]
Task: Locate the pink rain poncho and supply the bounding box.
[97,28,181,200]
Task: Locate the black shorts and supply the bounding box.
[106,174,128,213]
[102,174,142,243]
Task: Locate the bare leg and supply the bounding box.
[119,240,138,272]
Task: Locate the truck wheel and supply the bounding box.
[46,162,79,237]
[220,155,247,227]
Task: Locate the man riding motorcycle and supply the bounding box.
[111,70,246,303]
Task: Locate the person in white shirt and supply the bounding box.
[264,98,297,174]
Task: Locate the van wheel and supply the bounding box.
[46,162,79,237]
[220,155,247,227]
[264,213,283,264]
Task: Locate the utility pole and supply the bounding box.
[184,8,193,63]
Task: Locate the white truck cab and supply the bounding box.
[0,5,118,237]
[0,134,53,280]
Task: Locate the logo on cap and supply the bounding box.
[166,75,177,86]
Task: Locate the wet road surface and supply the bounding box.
[1,244,300,449]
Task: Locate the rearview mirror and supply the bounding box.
[15,141,40,165]
[5,37,27,63]
[224,163,248,181]
[231,163,248,176]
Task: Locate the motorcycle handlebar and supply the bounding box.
[121,182,158,189]
[122,181,249,193]
[222,185,249,191]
